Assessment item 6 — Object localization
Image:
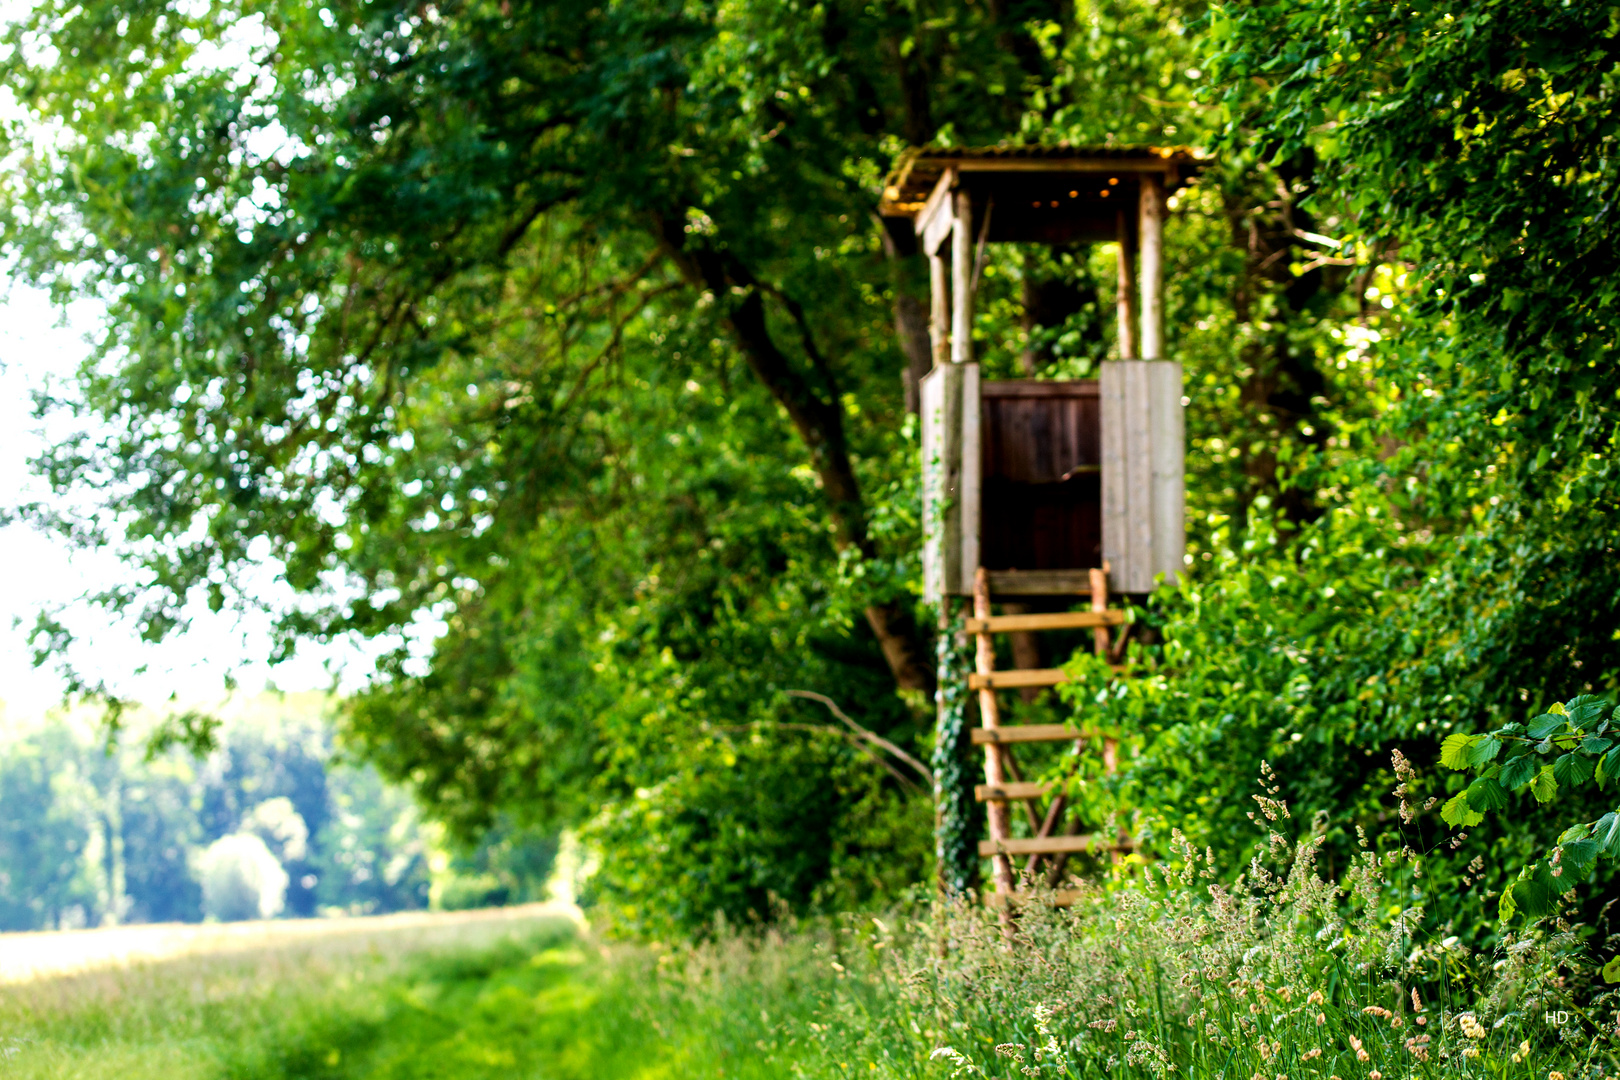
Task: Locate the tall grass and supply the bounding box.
[5,791,1618,1080]
[796,780,1619,1080]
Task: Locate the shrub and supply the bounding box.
[197,834,288,922]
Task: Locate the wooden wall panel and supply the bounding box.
[1101,360,1184,593]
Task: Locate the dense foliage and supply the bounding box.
[5,0,1620,936]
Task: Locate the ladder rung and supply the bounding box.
[968,668,1067,689]
[965,611,1125,633]
[986,889,1083,909]
[978,834,1129,857]
[974,781,1052,802]
[971,725,1100,744]
[985,569,1098,596]
[969,665,1125,690]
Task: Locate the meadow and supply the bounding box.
[0,906,831,1080]
[5,831,1617,1080]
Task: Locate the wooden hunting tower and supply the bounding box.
[879,145,1209,901]
[879,146,1207,599]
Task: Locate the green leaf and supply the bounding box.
[1442,791,1485,827]
[1602,956,1620,984]
[1597,812,1620,855]
[1499,753,1539,790]
[1439,733,1475,770]
[1529,713,1567,739]
[1566,695,1609,728]
[1599,748,1620,787]
[1554,752,1595,787]
[1531,766,1559,804]
[1503,863,1559,922]
[1465,736,1503,766]
[1465,776,1509,812]
[1563,838,1600,876]
[1582,735,1615,755]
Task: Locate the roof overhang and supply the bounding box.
[879,145,1212,253]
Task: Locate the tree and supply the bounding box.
[3,0,1227,928]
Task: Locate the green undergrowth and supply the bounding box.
[0,915,825,1080]
[6,874,1619,1080]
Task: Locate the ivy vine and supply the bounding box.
[933,604,978,896]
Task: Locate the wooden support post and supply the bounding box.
[929,252,949,368]
[1089,566,1111,657]
[973,567,1014,899]
[1116,208,1138,361]
[951,190,974,364]
[1138,174,1165,361]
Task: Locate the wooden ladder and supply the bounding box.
[970,566,1130,902]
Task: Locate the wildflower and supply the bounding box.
[995,1044,1025,1063]
[1308,990,1325,1006]
[1551,1073,1567,1080]
[1459,1013,1487,1040]
[1362,1006,1392,1020]
[1512,1041,1530,1064]
[930,1047,983,1078]
[1349,1036,1369,1063]
[1316,1014,1326,1026]
[1302,1049,1323,1061]
[1369,1072,1382,1080]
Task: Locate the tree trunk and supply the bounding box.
[654,213,935,691]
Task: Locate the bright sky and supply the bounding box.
[0,286,388,722]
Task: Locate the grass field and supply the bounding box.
[0,907,823,1080]
[6,876,1610,1080]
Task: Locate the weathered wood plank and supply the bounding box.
[985,569,1096,596]
[1100,361,1127,593]
[963,611,1126,634]
[1123,359,1153,593]
[959,363,981,595]
[970,724,1101,744]
[928,254,949,366]
[919,367,948,605]
[974,781,1052,802]
[1148,359,1185,587]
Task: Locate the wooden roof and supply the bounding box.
[878,145,1210,251]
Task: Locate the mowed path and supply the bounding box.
[0,901,583,984]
